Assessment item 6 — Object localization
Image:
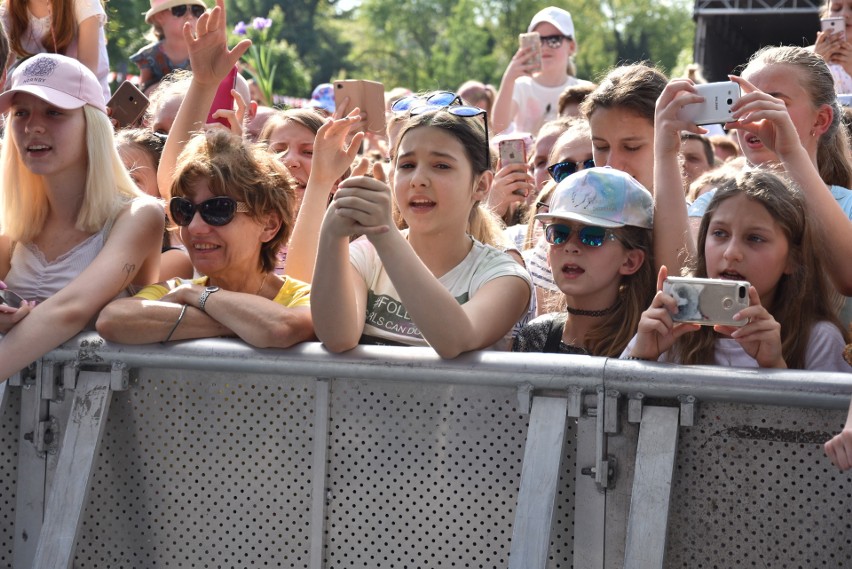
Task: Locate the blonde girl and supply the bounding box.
[0,53,162,382]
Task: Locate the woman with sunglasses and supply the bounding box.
[97,0,313,348]
[96,129,314,347]
[0,54,163,382]
[513,167,656,356]
[131,0,207,93]
[491,6,593,136]
[310,103,532,358]
[1,0,111,101]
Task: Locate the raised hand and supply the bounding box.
[182,0,251,87]
[326,160,393,239]
[312,108,366,184]
[654,79,707,155]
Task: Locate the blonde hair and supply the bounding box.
[1,105,142,242]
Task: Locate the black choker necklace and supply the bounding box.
[565,300,621,317]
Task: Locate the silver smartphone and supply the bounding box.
[519,32,542,72]
[677,81,741,125]
[821,17,846,41]
[663,276,750,327]
[0,289,25,309]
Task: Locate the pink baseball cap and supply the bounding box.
[0,53,107,115]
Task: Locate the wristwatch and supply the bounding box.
[198,286,220,312]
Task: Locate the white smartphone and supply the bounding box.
[677,81,741,125]
[663,277,750,327]
[519,32,542,72]
[821,17,846,41]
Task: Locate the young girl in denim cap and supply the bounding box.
[512,167,655,356]
[626,168,849,371]
[311,103,532,357]
[1,0,111,100]
[0,53,163,381]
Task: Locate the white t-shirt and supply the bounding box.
[1,0,110,102]
[621,321,850,372]
[511,75,593,135]
[349,236,532,348]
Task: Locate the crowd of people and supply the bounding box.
[0,0,850,467]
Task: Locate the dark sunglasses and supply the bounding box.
[169,196,249,227]
[170,4,205,18]
[540,34,570,49]
[547,158,595,183]
[0,288,24,309]
[391,91,462,113]
[544,223,618,248]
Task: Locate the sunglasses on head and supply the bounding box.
[547,158,595,183]
[391,91,462,113]
[540,34,570,49]
[169,196,249,227]
[544,223,619,248]
[170,4,205,18]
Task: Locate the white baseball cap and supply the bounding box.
[528,6,575,39]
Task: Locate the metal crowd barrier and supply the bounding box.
[1,332,850,569]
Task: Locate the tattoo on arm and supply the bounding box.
[121,263,136,289]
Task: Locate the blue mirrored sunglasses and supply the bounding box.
[544,223,618,248]
[547,158,595,183]
[391,91,462,113]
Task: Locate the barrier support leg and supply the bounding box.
[31,371,112,569]
[508,396,568,569]
[622,406,680,569]
[309,378,331,569]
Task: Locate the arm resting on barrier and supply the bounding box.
[825,399,852,471]
[0,201,163,382]
[97,287,314,348]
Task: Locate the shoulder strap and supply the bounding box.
[543,313,569,353]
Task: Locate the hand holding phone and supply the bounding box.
[663,276,750,327]
[106,81,149,129]
[518,32,542,73]
[333,80,386,135]
[676,81,741,125]
[0,288,25,309]
[206,66,238,127]
[821,17,847,42]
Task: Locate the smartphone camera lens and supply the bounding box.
[129,96,134,101]
[738,286,746,299]
[727,98,733,105]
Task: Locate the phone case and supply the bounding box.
[663,277,750,327]
[206,66,238,126]
[677,81,741,125]
[333,80,387,135]
[519,32,542,72]
[499,139,526,166]
[106,81,149,128]
[821,17,846,41]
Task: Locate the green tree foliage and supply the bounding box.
[103,0,694,97]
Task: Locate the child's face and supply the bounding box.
[393,125,484,235]
[118,143,159,198]
[736,62,821,165]
[267,121,315,197]
[546,221,642,308]
[531,22,574,73]
[588,107,654,192]
[704,194,792,310]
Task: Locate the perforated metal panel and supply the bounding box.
[665,402,852,568]
[0,387,20,569]
[71,370,316,568]
[324,380,534,568]
[547,417,577,569]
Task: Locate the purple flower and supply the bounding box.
[251,17,272,31]
[234,21,247,35]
